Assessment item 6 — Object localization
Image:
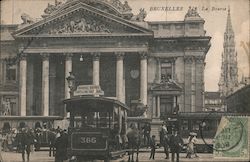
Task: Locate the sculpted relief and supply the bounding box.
[48,17,112,34]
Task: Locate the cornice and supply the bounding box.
[14,2,152,38]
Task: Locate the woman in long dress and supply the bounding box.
[186,133,197,158]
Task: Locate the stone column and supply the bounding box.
[157,96,160,118]
[152,96,156,117]
[116,52,124,103]
[191,58,196,112]
[140,52,148,105]
[65,53,73,99]
[65,54,72,119]
[92,52,100,86]
[184,56,193,112]
[41,53,50,116]
[19,54,27,116]
[172,58,176,80]
[195,56,205,111]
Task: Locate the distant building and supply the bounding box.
[218,8,239,111]
[218,8,239,97]
[204,92,223,112]
[226,84,250,113]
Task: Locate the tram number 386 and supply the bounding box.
[80,137,97,144]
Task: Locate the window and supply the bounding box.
[151,24,159,30]
[175,25,183,30]
[161,62,172,81]
[6,65,16,82]
[1,97,17,116]
[163,24,170,30]
[160,96,174,116]
[180,120,189,131]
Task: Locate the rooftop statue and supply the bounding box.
[123,1,132,12]
[131,8,147,22]
[43,0,62,15]
[185,6,201,18]
[21,13,34,24]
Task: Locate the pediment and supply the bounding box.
[14,1,152,38]
[150,80,183,92]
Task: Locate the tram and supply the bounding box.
[63,96,128,162]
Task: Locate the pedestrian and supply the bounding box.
[1,134,8,152]
[16,128,31,162]
[169,130,184,162]
[6,131,14,151]
[54,130,68,162]
[142,122,151,147]
[149,135,156,160]
[186,132,198,158]
[192,133,199,158]
[160,123,169,159]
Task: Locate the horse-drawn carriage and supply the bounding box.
[63,96,128,162]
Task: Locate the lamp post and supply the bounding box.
[66,72,76,98]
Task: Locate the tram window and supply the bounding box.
[181,120,189,130]
[99,112,110,128]
[73,112,112,128]
[191,120,202,131]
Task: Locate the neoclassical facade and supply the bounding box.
[0,0,210,123]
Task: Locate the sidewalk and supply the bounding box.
[0,151,54,162]
[122,152,250,162]
[124,148,250,162]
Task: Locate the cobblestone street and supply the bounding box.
[1,149,249,162]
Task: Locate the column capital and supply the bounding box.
[64,53,73,61]
[91,52,101,61]
[41,53,50,60]
[170,57,177,63]
[19,53,27,60]
[195,56,205,64]
[115,52,125,60]
[184,56,194,64]
[139,51,148,59]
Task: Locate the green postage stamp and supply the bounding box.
[214,116,249,158]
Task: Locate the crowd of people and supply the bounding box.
[0,123,68,162]
[1,121,199,162]
[141,122,199,162]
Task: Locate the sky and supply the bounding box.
[1,0,249,91]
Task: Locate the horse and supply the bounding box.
[126,123,143,162]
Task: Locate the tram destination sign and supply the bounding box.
[73,85,104,96]
[71,132,107,150]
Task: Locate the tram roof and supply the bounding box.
[63,96,129,112]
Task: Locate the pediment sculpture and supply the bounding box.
[151,78,182,91]
[48,17,112,34]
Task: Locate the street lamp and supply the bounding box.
[66,72,76,97]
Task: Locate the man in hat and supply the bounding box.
[169,130,183,162]
[16,128,31,162]
[149,135,156,160]
[142,122,151,147]
[160,122,169,159]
